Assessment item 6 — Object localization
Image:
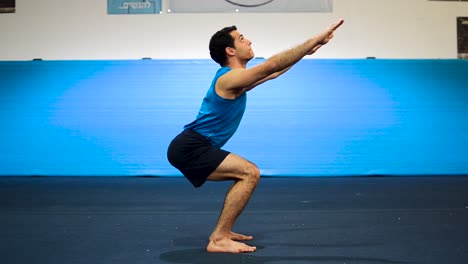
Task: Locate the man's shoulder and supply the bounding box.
[215,66,232,76]
[213,68,247,99]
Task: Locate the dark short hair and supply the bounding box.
[209,25,237,66]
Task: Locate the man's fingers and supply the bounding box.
[330,19,344,31]
[317,19,343,47]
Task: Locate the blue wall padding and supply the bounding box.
[1,59,467,176]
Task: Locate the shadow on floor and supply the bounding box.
[159,248,409,264]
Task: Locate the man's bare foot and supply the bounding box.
[230,231,253,241]
[207,237,256,253]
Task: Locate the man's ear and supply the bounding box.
[225,46,236,56]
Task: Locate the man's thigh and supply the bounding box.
[206,153,258,182]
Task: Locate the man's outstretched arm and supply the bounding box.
[220,19,344,93]
[245,43,325,91]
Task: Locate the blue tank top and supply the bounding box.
[184,67,247,148]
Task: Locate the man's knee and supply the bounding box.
[244,163,260,184]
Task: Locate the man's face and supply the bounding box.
[230,30,255,61]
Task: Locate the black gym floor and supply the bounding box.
[1,176,467,264]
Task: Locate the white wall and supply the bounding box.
[0,0,467,60]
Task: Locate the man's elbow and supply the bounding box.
[263,60,281,75]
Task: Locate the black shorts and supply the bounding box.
[167,129,230,188]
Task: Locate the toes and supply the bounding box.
[243,247,256,253]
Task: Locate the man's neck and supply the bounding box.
[225,58,248,69]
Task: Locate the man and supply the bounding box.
[167,19,344,253]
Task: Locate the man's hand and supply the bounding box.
[320,18,344,45]
[307,19,344,55]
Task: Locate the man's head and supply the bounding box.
[209,26,254,67]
